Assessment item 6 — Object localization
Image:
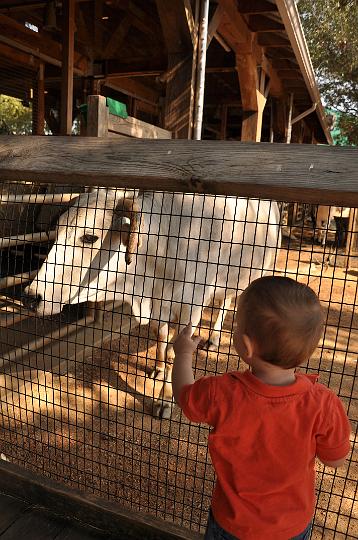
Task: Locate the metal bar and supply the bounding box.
[286,92,294,144]
[0,231,56,250]
[0,193,79,204]
[0,312,30,328]
[193,0,210,140]
[0,270,38,290]
[0,318,88,369]
[291,103,317,125]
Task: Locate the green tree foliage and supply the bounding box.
[0,94,32,134]
[298,0,358,145]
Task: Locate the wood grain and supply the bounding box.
[0,461,202,540]
[0,137,357,206]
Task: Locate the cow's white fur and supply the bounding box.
[26,189,281,417]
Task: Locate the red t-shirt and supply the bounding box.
[180,370,351,540]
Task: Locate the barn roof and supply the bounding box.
[0,0,331,144]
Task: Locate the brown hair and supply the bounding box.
[239,276,324,369]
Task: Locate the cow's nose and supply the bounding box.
[22,293,42,312]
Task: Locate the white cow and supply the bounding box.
[24,189,281,417]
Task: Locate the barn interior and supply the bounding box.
[0,0,331,143]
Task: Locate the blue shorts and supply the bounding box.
[204,509,312,540]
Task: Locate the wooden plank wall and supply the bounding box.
[86,95,172,139]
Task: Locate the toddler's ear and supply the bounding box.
[243,334,254,359]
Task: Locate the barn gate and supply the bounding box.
[0,138,357,539]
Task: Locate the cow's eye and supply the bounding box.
[80,234,99,245]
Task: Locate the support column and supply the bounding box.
[156,0,196,139]
[193,0,209,140]
[286,92,294,144]
[236,54,268,142]
[346,208,358,268]
[32,62,45,135]
[60,0,75,135]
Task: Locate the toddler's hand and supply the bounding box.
[174,323,201,357]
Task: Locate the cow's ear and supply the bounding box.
[111,214,130,247]
[112,199,142,265]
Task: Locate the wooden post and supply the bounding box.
[32,62,45,135]
[193,0,209,140]
[346,208,358,268]
[86,95,109,137]
[220,104,228,140]
[156,0,195,139]
[286,92,294,144]
[272,97,287,143]
[60,0,75,135]
[236,56,268,142]
[269,99,274,143]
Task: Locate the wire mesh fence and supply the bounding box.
[0,180,357,539]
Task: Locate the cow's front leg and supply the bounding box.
[202,296,232,351]
[148,321,168,380]
[149,322,175,419]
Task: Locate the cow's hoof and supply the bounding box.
[148,367,164,381]
[200,339,218,352]
[153,401,172,419]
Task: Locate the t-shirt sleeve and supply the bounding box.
[179,376,218,426]
[316,392,351,462]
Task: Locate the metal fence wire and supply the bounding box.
[0,181,357,539]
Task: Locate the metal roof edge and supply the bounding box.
[275,0,333,144]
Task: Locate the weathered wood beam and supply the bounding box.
[0,41,39,68]
[265,47,296,60]
[104,77,160,105]
[32,62,45,135]
[235,52,270,142]
[0,0,46,8]
[0,461,202,540]
[60,0,75,135]
[108,115,172,140]
[0,13,87,73]
[218,1,283,97]
[155,0,195,138]
[220,104,228,140]
[184,0,196,45]
[278,69,304,79]
[258,33,291,47]
[100,59,165,78]
[237,0,279,15]
[155,0,193,53]
[219,0,252,47]
[0,137,357,206]
[94,0,103,58]
[271,59,299,70]
[125,0,163,42]
[271,96,286,142]
[102,15,131,59]
[248,15,285,32]
[86,95,109,137]
[207,4,224,47]
[346,209,358,260]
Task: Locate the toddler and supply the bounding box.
[173,276,351,540]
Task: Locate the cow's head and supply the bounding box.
[23,189,142,315]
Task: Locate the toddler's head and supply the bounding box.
[236,276,324,369]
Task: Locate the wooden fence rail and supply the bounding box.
[0,137,357,206]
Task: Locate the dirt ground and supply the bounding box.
[0,238,357,539]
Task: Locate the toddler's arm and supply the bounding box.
[319,455,349,469]
[316,391,351,469]
[172,323,201,406]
